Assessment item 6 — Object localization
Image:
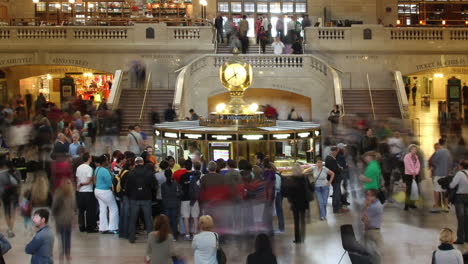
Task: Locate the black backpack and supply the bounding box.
[189,172,201,204]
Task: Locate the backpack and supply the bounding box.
[112,169,128,197]
[189,172,200,204]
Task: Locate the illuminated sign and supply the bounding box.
[182,133,204,140]
[271,133,291,140]
[208,134,235,141]
[242,135,264,140]
[164,132,178,139]
[297,132,311,138]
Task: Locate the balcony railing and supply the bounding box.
[0,24,214,47]
[305,25,468,52]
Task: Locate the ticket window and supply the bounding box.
[209,142,232,161]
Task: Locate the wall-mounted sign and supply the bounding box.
[240,134,266,141]
[208,134,236,141]
[181,133,205,140]
[269,133,292,140]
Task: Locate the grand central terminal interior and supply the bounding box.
[0,0,467,263]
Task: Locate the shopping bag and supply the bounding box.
[410,179,419,201]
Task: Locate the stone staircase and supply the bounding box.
[216,43,273,54]
[116,89,175,134]
[342,89,401,119]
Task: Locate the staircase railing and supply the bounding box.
[393,71,409,119]
[366,73,376,120]
[108,69,124,110]
[139,73,152,122]
[214,28,218,54]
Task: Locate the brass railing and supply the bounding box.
[139,73,152,122]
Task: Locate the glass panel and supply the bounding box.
[257,3,268,12]
[270,2,281,13]
[247,16,255,37]
[295,3,306,13]
[282,2,293,13]
[218,2,229,12]
[231,2,242,13]
[244,3,255,13]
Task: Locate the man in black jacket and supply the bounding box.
[215,13,224,44]
[325,146,347,214]
[126,157,157,243]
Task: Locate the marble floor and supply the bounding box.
[4,100,468,264]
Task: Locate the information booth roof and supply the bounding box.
[154,120,320,133]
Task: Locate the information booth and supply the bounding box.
[154,120,321,173]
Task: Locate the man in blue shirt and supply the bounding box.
[25,209,54,264]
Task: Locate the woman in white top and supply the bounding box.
[192,215,218,264]
[449,159,468,244]
[432,227,463,264]
[312,158,335,220]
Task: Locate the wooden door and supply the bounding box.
[0,6,8,20]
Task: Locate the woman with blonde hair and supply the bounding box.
[192,215,218,264]
[432,228,463,263]
[403,144,421,210]
[145,215,174,264]
[30,171,52,210]
[52,179,76,264]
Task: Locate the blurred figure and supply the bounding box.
[0,232,11,263]
[433,228,463,262]
[287,108,302,121]
[127,125,144,155]
[360,128,378,154]
[246,233,277,264]
[248,166,268,233]
[285,163,311,243]
[25,209,54,264]
[192,215,217,264]
[326,146,346,214]
[30,171,52,211]
[189,109,199,121]
[0,159,21,238]
[259,26,268,54]
[164,104,177,122]
[180,160,199,240]
[361,189,383,264]
[51,180,76,264]
[50,154,72,191]
[145,215,174,264]
[403,145,421,210]
[161,169,182,240]
[35,93,47,113]
[291,38,303,54]
[68,133,85,158]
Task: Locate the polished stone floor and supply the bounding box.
[4,99,468,264]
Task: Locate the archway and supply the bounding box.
[207,88,312,121]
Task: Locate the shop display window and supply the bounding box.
[270,3,281,13]
[257,3,268,12]
[282,2,293,13]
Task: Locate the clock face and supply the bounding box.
[223,64,247,87]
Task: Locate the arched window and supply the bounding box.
[146,27,155,39]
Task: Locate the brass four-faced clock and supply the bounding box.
[219,52,253,91]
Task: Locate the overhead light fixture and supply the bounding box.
[89,3,94,8]
[212,135,232,140]
[272,134,291,140]
[55,3,61,8]
[184,134,203,139]
[434,73,444,78]
[314,130,320,136]
[442,20,446,26]
[200,0,207,6]
[46,74,52,80]
[242,135,263,140]
[32,0,39,3]
[396,19,401,25]
[216,103,226,113]
[249,103,258,113]
[419,20,425,25]
[69,0,75,3]
[297,132,310,138]
[164,132,178,138]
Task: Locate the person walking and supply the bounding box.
[145,215,174,264]
[246,233,277,264]
[94,155,119,234]
[259,26,268,54]
[276,17,284,39]
[450,160,468,244]
[126,156,158,243]
[25,209,54,264]
[411,84,417,106]
[239,15,249,54]
[361,189,384,264]
[192,215,218,264]
[430,139,452,213]
[360,128,378,154]
[403,145,421,210]
[313,158,335,220]
[285,163,311,243]
[214,13,224,44]
[433,228,464,262]
[51,180,76,264]
[127,125,144,155]
[180,160,200,240]
[359,151,382,191]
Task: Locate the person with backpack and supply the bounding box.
[161,169,181,240]
[450,160,468,244]
[75,152,97,233]
[126,157,157,243]
[180,159,200,240]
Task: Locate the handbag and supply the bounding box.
[410,179,419,201]
[214,232,227,264]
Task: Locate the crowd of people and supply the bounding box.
[214,14,311,54]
